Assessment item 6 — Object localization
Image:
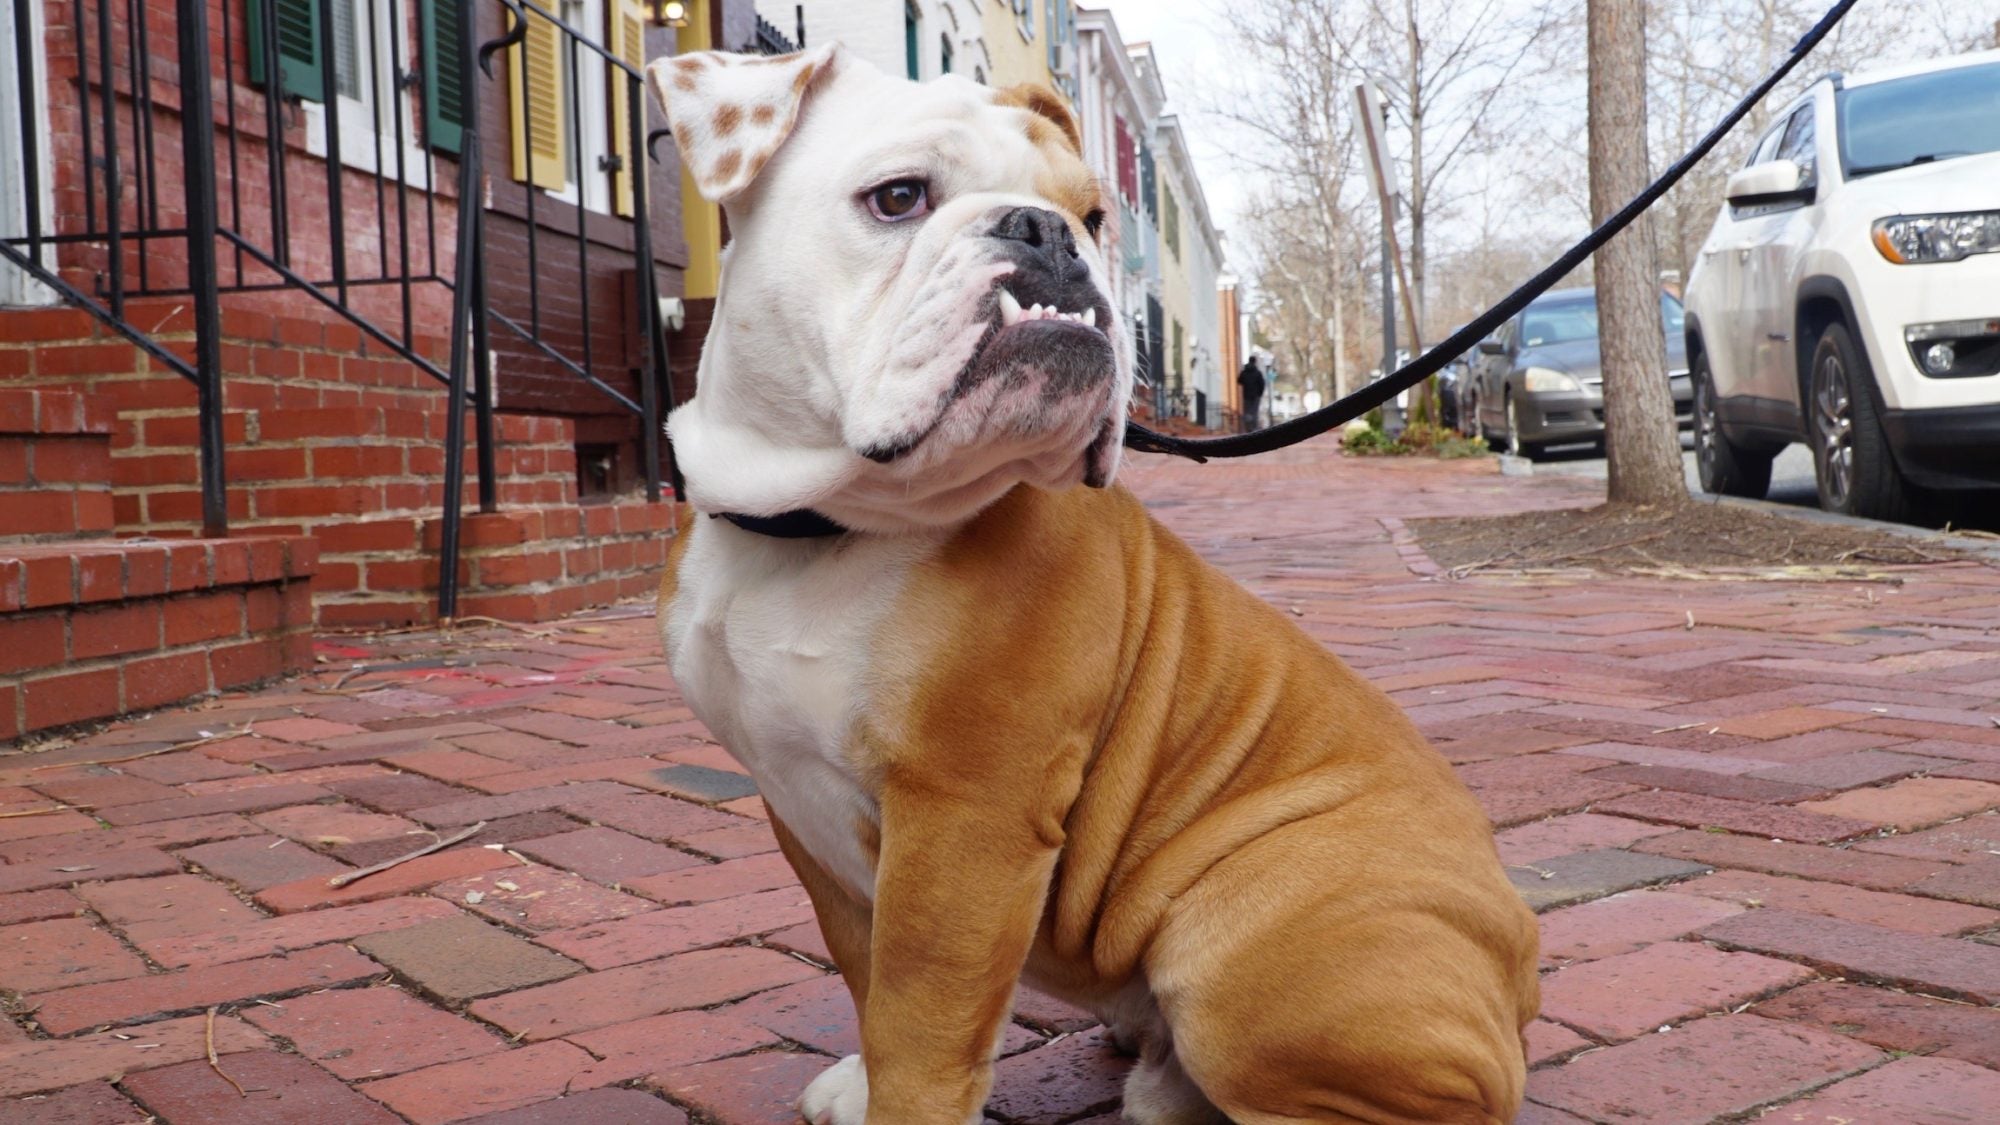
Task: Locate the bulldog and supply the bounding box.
[646,44,1538,1125]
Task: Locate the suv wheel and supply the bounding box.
[1810,322,1920,522]
[1693,355,1773,498]
[1505,394,1542,461]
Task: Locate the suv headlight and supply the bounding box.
[1872,211,2000,264]
[1522,366,1581,393]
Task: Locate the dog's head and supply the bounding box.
[648,45,1130,532]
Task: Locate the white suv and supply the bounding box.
[1683,50,2000,521]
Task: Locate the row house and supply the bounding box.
[0,0,784,740]
[769,1,1074,91]
[774,0,986,82]
[1155,113,1228,423]
[1073,5,1231,431]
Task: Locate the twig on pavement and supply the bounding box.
[0,804,80,819]
[327,821,486,889]
[206,1007,249,1097]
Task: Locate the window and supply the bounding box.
[940,32,952,76]
[1043,0,1073,95]
[551,0,612,214]
[906,1,921,80]
[1172,319,1184,393]
[247,0,444,187]
[1838,62,2000,177]
[1012,0,1033,42]
[1776,105,1816,185]
[507,0,649,216]
[1114,117,1136,205]
[1162,185,1180,260]
[1746,119,1788,168]
[1138,144,1156,223]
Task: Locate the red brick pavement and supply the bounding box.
[3,437,1998,1123]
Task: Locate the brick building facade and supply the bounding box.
[1,0,772,740]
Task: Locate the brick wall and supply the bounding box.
[1,298,673,628]
[29,0,689,478]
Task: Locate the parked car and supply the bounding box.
[1436,324,1473,434]
[1467,287,1691,459]
[1683,49,2000,520]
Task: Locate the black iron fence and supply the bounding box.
[0,0,682,618]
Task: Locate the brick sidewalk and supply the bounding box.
[4,438,1998,1124]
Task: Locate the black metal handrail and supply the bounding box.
[0,0,680,621]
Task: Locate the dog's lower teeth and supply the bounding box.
[998,290,1023,327]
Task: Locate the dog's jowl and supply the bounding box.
[648,44,1538,1125]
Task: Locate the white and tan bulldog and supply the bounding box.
[647,44,1538,1125]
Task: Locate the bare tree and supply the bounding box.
[1244,191,1376,402]
[1338,0,1558,338]
[1200,0,1372,401]
[1590,0,1684,506]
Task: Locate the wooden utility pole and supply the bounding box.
[1588,0,1685,506]
[1355,82,1432,429]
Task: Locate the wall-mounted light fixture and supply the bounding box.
[648,0,689,28]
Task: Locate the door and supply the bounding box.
[1478,316,1519,430]
[0,0,53,305]
[1744,102,1821,407]
[1697,116,1791,401]
[1146,295,1166,399]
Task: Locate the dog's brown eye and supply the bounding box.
[1083,209,1106,238]
[868,180,930,222]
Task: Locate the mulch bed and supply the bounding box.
[1410,501,1970,579]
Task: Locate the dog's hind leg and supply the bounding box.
[1143,825,1537,1125]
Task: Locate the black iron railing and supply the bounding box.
[754,10,799,55]
[451,0,671,616]
[0,0,681,619]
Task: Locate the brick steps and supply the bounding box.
[8,301,675,628]
[0,536,317,742]
[0,389,115,538]
[316,501,674,629]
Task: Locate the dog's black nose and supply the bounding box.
[991,207,1081,271]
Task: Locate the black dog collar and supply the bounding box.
[713,510,848,539]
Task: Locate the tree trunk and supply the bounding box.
[1589,0,1686,507]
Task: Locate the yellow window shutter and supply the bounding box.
[508,9,566,191]
[610,0,648,217]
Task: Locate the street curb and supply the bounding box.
[1491,450,2000,564]
[1689,492,2000,564]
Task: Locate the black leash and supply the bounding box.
[1123,0,1861,463]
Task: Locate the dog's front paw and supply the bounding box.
[799,1054,868,1125]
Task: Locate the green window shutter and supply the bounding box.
[421,0,467,153]
[246,0,325,101]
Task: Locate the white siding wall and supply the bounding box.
[760,1,982,81]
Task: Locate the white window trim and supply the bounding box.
[542,0,613,215]
[302,0,436,192]
[0,0,56,306]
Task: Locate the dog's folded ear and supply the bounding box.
[646,43,840,204]
[994,83,1082,157]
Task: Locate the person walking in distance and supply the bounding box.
[1237,355,1267,432]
